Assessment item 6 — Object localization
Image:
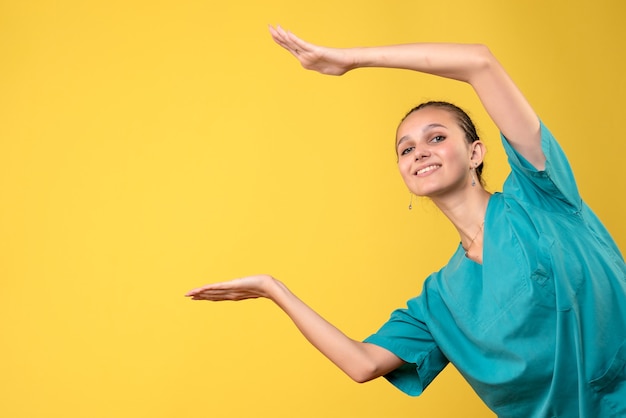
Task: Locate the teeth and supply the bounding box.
[417,165,440,175]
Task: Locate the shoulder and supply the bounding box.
[501,121,582,210]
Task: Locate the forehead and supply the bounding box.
[396,107,459,142]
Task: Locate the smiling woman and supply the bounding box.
[186,25,626,417]
[395,104,488,212]
[398,101,485,184]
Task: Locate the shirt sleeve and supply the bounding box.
[364,294,449,396]
[501,121,582,212]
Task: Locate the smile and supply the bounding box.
[415,164,441,175]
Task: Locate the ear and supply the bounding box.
[469,141,487,167]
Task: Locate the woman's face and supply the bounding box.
[396,107,475,198]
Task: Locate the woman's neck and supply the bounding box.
[431,187,492,246]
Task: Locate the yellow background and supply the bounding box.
[1,1,624,417]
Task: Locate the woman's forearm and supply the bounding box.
[266,278,402,383]
[186,274,402,381]
[351,42,492,83]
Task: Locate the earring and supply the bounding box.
[471,163,478,187]
[408,193,414,210]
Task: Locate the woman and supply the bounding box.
[186,26,626,417]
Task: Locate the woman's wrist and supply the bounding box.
[262,275,285,301]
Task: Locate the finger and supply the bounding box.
[269,34,296,55]
[189,289,231,300]
[272,37,294,53]
[270,24,290,46]
[284,30,312,52]
[273,25,307,56]
[185,281,230,296]
[185,288,202,296]
[268,24,282,44]
[185,285,213,296]
[191,289,257,301]
[275,24,289,39]
[268,24,282,40]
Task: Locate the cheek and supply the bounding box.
[441,146,469,170]
[398,162,415,187]
[398,160,411,176]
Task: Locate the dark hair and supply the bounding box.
[401,101,484,185]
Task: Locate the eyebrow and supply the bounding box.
[396,123,448,147]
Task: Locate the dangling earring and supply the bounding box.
[408,193,414,210]
[471,163,478,187]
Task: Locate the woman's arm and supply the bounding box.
[270,25,545,170]
[186,275,404,382]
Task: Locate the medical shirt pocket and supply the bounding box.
[531,234,583,311]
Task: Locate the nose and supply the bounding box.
[414,146,430,161]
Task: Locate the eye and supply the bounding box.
[430,135,446,143]
[400,146,414,156]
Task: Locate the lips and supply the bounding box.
[414,164,441,175]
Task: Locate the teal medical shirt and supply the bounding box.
[365,122,626,417]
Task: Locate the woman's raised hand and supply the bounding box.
[185,274,275,301]
[269,25,357,76]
